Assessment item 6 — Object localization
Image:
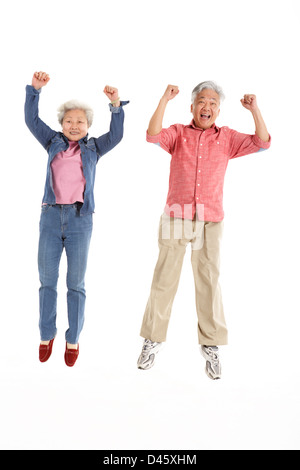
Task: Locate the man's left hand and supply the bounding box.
[240,94,258,112]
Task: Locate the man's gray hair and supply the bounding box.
[191,81,225,104]
[57,100,94,127]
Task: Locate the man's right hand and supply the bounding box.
[32,71,50,90]
[162,84,179,101]
[147,84,179,136]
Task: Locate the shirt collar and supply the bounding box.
[187,120,219,133]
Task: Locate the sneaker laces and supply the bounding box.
[140,339,155,356]
[205,347,219,365]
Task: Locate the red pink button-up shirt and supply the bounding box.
[146,121,271,222]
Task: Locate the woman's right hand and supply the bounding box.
[32,71,50,90]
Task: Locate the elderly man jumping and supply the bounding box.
[137,81,271,379]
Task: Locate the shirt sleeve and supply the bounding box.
[226,127,271,160]
[146,125,179,154]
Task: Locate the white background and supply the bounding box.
[1,0,299,450]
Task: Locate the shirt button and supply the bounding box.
[197,184,200,186]
[217,142,220,145]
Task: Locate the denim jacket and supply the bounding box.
[25,85,129,215]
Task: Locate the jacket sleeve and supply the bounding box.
[94,101,129,161]
[24,85,57,150]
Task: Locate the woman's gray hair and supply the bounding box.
[191,81,225,104]
[57,100,94,127]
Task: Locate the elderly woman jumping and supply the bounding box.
[25,72,128,367]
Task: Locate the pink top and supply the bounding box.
[51,140,86,204]
[147,121,271,221]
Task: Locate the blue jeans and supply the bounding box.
[38,204,93,344]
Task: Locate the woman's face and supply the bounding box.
[62,109,89,141]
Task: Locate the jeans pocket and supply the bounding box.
[41,204,51,213]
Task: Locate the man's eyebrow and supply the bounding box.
[197,95,217,102]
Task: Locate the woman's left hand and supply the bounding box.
[103,86,120,106]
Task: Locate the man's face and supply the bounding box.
[191,88,220,129]
[62,109,89,141]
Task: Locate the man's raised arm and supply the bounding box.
[240,94,270,143]
[148,85,179,136]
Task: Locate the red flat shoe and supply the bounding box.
[39,338,55,363]
[64,343,79,367]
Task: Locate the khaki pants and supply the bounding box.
[140,213,228,345]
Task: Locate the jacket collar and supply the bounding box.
[79,134,89,144]
[59,132,89,145]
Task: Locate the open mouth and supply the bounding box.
[200,114,211,120]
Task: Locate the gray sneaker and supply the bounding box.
[137,339,163,370]
[201,345,221,380]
